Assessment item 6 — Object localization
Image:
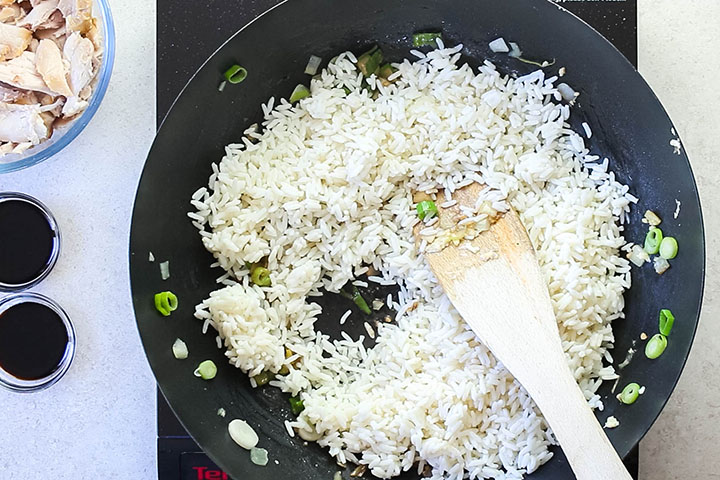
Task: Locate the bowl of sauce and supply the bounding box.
[0,192,60,291]
[0,293,76,392]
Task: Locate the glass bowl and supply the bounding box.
[0,292,76,393]
[0,0,116,174]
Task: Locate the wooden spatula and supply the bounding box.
[414,183,632,480]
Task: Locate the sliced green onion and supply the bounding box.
[619,382,641,405]
[659,309,675,336]
[228,419,258,449]
[356,46,383,77]
[224,64,247,84]
[194,360,217,380]
[659,236,678,259]
[251,266,272,287]
[645,334,668,360]
[352,287,371,315]
[416,200,438,221]
[154,291,178,316]
[289,396,305,415]
[643,227,663,254]
[289,84,310,103]
[252,371,275,387]
[378,63,396,80]
[412,32,442,47]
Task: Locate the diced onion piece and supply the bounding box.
[334,472,343,480]
[250,447,269,466]
[218,81,227,92]
[627,245,649,267]
[148,251,155,262]
[160,261,170,280]
[217,408,226,417]
[557,83,577,102]
[228,419,259,450]
[508,42,522,58]
[653,256,670,275]
[304,55,322,75]
[643,210,662,226]
[172,338,188,359]
[489,37,509,53]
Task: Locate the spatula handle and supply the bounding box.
[531,365,633,480]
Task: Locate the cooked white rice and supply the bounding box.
[191,44,633,479]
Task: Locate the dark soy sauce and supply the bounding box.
[0,302,68,380]
[0,198,57,287]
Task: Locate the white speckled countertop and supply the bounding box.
[0,1,717,478]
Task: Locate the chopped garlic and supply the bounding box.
[642,210,662,226]
[604,416,620,429]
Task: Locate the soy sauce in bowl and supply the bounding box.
[0,193,60,291]
[0,294,75,392]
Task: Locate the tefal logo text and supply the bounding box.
[192,466,229,479]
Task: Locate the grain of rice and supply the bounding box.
[363,322,375,339]
[284,420,295,438]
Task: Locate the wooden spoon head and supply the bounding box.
[413,183,560,383]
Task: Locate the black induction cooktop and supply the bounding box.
[156,1,639,479]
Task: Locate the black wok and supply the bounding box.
[131,0,705,478]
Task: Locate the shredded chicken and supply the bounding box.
[0,5,22,23]
[0,51,56,94]
[0,0,100,154]
[18,0,60,31]
[36,38,72,96]
[57,0,92,34]
[0,22,32,61]
[0,102,49,143]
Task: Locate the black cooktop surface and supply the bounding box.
[156,1,639,479]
